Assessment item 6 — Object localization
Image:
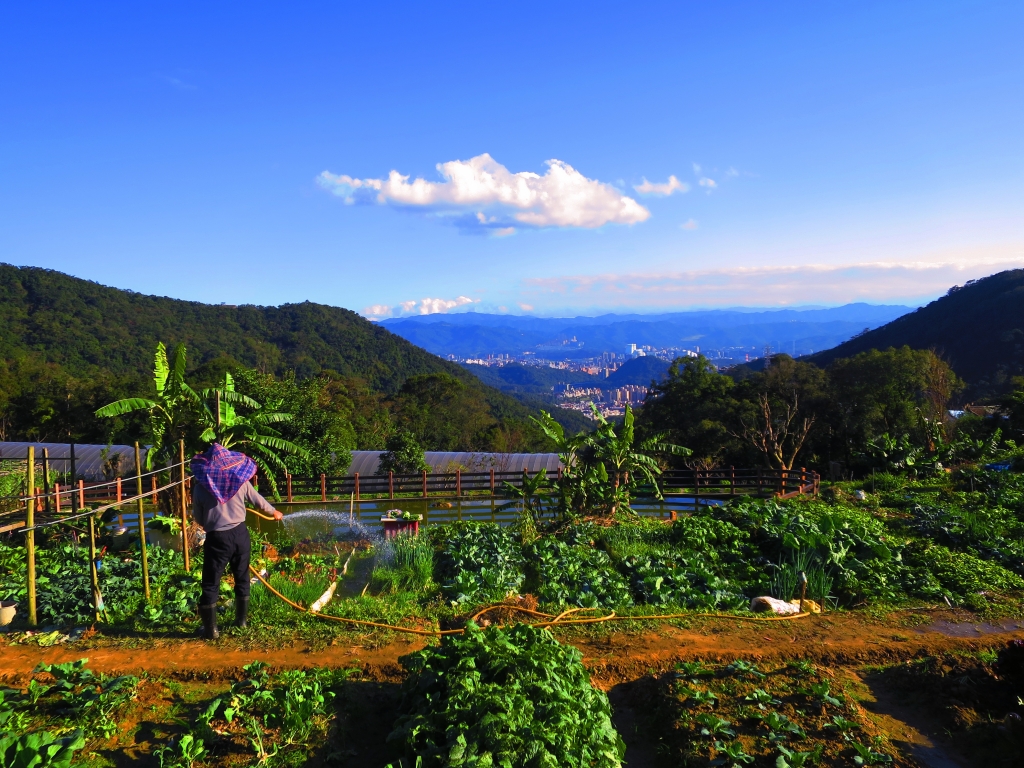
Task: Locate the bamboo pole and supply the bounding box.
[180,440,190,572]
[26,446,37,627]
[42,448,51,515]
[135,443,151,600]
[88,514,101,622]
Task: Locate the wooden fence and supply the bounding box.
[274,466,818,503]
[1,465,818,534]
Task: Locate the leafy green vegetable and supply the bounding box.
[388,623,626,767]
[434,523,526,604]
[528,538,633,609]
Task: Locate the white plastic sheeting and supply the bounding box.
[0,442,148,480]
[347,451,562,477]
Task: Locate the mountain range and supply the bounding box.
[381,304,912,359]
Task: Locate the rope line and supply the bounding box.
[21,477,189,532]
[14,459,189,503]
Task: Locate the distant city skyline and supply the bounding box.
[1,2,1021,316]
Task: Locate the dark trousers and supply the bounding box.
[200,522,251,607]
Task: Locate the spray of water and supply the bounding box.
[281,508,380,545]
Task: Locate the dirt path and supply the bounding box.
[2,611,1021,685]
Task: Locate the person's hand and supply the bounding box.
[273,510,284,522]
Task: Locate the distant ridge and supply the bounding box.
[805,269,1024,395]
[381,304,912,359]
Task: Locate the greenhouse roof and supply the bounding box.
[0,442,148,481]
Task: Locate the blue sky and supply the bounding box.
[1,1,1021,317]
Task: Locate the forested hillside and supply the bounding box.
[1,264,468,390]
[0,264,565,451]
[806,269,1024,397]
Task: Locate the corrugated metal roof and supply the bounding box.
[348,451,562,476]
[0,442,147,480]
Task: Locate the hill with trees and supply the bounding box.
[0,264,573,451]
[805,269,1024,397]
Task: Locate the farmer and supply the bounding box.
[191,443,282,640]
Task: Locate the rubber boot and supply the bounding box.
[235,596,249,629]
[199,604,220,640]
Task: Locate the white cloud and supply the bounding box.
[362,304,391,320]
[521,258,1024,308]
[362,295,480,319]
[418,296,479,314]
[518,303,535,311]
[317,153,650,232]
[633,175,688,196]
[680,219,699,230]
[699,177,717,189]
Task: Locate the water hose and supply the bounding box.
[246,509,812,635]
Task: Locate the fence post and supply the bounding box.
[730,466,736,496]
[134,443,151,601]
[422,470,428,498]
[151,475,157,503]
[55,483,61,514]
[489,468,495,495]
[180,440,190,572]
[456,468,461,497]
[26,446,37,627]
[116,477,122,503]
[354,472,360,501]
[800,467,806,496]
[286,473,293,503]
[320,474,327,503]
[389,471,394,499]
[78,479,85,510]
[42,448,51,515]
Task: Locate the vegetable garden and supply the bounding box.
[1,462,1024,766]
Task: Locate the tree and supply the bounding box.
[391,373,496,451]
[638,355,738,467]
[826,347,963,467]
[231,369,356,475]
[95,343,204,469]
[199,372,311,497]
[731,355,828,470]
[376,431,430,475]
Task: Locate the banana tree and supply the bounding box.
[199,372,310,498]
[497,468,551,527]
[95,343,204,469]
[588,404,689,515]
[533,405,689,518]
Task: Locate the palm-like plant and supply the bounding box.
[588,404,689,515]
[95,343,203,469]
[497,468,551,528]
[533,404,689,517]
[199,372,310,498]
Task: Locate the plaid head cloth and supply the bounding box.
[190,443,257,504]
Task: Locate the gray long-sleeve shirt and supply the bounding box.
[192,480,276,532]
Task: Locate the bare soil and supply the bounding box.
[3,610,1023,767]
